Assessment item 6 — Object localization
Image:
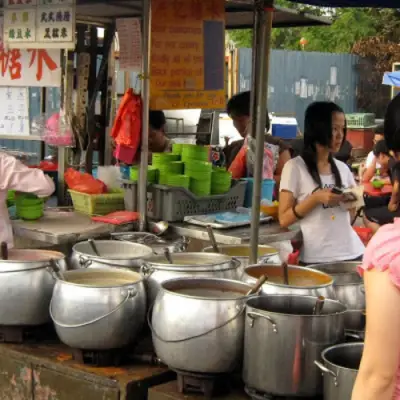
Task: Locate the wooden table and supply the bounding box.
[363,182,393,197]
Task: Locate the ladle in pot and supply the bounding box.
[164,248,173,264]
[246,275,268,296]
[88,239,100,256]
[48,259,65,280]
[281,262,289,285]
[312,296,325,315]
[0,242,8,260]
[206,225,220,253]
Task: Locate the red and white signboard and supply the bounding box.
[0,16,61,87]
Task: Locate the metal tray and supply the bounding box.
[184,214,273,229]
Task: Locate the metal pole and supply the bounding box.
[249,0,274,264]
[138,0,151,231]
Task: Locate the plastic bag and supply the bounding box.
[64,168,107,194]
[269,240,293,264]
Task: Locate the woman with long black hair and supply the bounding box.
[279,101,364,265]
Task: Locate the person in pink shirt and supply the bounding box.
[352,94,400,400]
[0,152,55,248]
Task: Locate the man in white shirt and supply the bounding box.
[361,127,384,181]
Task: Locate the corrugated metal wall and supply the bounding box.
[0,50,360,157]
[238,48,359,131]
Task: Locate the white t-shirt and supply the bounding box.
[365,151,381,169]
[280,156,365,264]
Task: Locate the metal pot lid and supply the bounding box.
[73,240,153,261]
[144,252,235,271]
[244,264,333,288]
[203,244,278,257]
[0,249,65,272]
[61,268,143,288]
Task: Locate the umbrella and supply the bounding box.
[383,71,400,87]
[288,0,395,6]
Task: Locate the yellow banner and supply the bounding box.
[150,0,225,110]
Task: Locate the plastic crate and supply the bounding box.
[69,189,125,216]
[346,113,376,129]
[120,179,247,222]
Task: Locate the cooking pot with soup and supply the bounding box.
[151,277,254,373]
[50,268,146,349]
[242,264,336,299]
[70,240,153,271]
[243,295,346,397]
[141,252,241,305]
[0,249,67,325]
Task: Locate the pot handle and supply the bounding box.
[314,361,338,386]
[49,289,137,328]
[230,257,241,269]
[79,256,92,268]
[247,311,278,333]
[148,303,246,343]
[140,264,154,278]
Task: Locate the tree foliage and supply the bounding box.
[227,3,400,54]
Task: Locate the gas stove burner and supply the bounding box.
[244,386,324,400]
[71,348,126,367]
[173,369,230,399]
[0,324,57,344]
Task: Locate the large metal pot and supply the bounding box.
[111,232,189,255]
[202,244,281,273]
[344,310,365,341]
[70,240,153,271]
[50,268,146,349]
[315,343,363,400]
[243,264,336,299]
[141,252,241,304]
[309,262,365,310]
[0,249,66,325]
[243,295,346,397]
[151,277,253,374]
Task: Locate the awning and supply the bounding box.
[288,0,395,7]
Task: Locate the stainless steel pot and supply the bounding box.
[151,277,253,374]
[0,249,66,325]
[309,262,365,310]
[141,252,241,305]
[202,244,281,273]
[70,240,153,271]
[243,295,346,397]
[315,343,363,400]
[344,310,365,341]
[50,268,146,349]
[243,264,336,299]
[111,232,189,255]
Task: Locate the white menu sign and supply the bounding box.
[117,18,142,71]
[0,87,30,135]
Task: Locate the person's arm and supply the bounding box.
[352,269,400,400]
[274,149,291,187]
[388,180,400,212]
[362,157,377,182]
[0,153,55,197]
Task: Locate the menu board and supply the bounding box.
[0,87,30,136]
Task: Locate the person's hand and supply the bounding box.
[389,202,399,212]
[313,188,344,207]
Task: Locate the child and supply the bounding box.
[364,140,400,231]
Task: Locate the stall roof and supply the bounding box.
[289,0,395,6]
[63,0,331,28]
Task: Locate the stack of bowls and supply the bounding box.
[129,165,157,183]
[211,169,232,195]
[15,193,45,221]
[181,144,209,163]
[7,190,15,207]
[165,174,190,189]
[185,160,212,196]
[158,161,184,185]
[172,143,183,155]
[152,153,180,167]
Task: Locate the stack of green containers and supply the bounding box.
[15,193,44,221]
[185,160,212,196]
[181,144,209,163]
[172,143,183,155]
[130,166,158,183]
[152,153,181,184]
[165,174,190,189]
[211,169,232,195]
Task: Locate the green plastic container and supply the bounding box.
[190,178,211,196]
[172,143,183,155]
[152,153,180,166]
[130,166,157,183]
[16,203,44,221]
[166,174,190,189]
[15,193,44,207]
[181,145,209,162]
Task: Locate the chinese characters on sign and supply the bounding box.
[3,0,75,48]
[0,17,61,86]
[150,0,226,110]
[116,18,142,72]
[0,87,30,136]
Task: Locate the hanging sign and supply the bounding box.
[116,18,142,72]
[3,0,76,49]
[150,0,226,110]
[0,87,30,135]
[0,17,61,87]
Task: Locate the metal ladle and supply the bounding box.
[88,239,100,256]
[246,275,268,296]
[164,248,173,264]
[313,296,325,315]
[48,259,65,281]
[149,221,169,236]
[281,262,289,285]
[206,225,220,253]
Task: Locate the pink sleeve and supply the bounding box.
[359,218,400,288]
[0,153,55,197]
